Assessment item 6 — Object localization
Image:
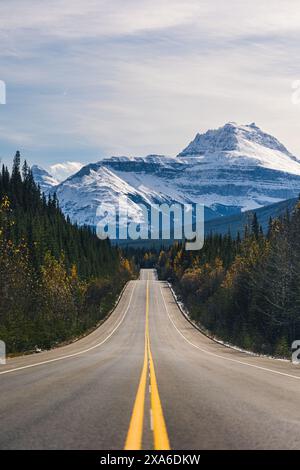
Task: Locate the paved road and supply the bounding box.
[1,269,300,449]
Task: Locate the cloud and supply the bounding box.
[49,161,84,181]
[0,0,300,165]
[2,0,300,43]
[0,0,200,41]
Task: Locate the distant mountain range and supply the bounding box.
[31,165,59,192]
[32,122,300,235]
[205,197,298,237]
[110,198,297,248]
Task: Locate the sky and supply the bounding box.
[1,0,300,179]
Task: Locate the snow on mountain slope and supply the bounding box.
[53,164,173,227]
[31,165,59,193]
[178,122,300,174]
[49,161,84,181]
[33,123,300,228]
[174,122,300,211]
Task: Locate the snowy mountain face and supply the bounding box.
[31,165,58,193]
[33,123,300,229]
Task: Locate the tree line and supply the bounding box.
[0,152,136,354]
[140,208,300,358]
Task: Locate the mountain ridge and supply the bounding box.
[33,122,300,228]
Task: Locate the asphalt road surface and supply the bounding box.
[1,269,300,450]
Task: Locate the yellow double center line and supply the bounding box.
[124,279,170,450]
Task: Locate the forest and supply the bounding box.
[0,152,135,354]
[139,206,300,358]
[1,151,299,359]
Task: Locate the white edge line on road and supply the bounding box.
[0,282,136,376]
[160,286,300,381]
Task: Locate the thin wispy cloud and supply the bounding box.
[0,0,300,167]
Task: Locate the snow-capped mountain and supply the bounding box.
[31,165,58,193]
[179,122,300,174]
[33,123,300,227]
